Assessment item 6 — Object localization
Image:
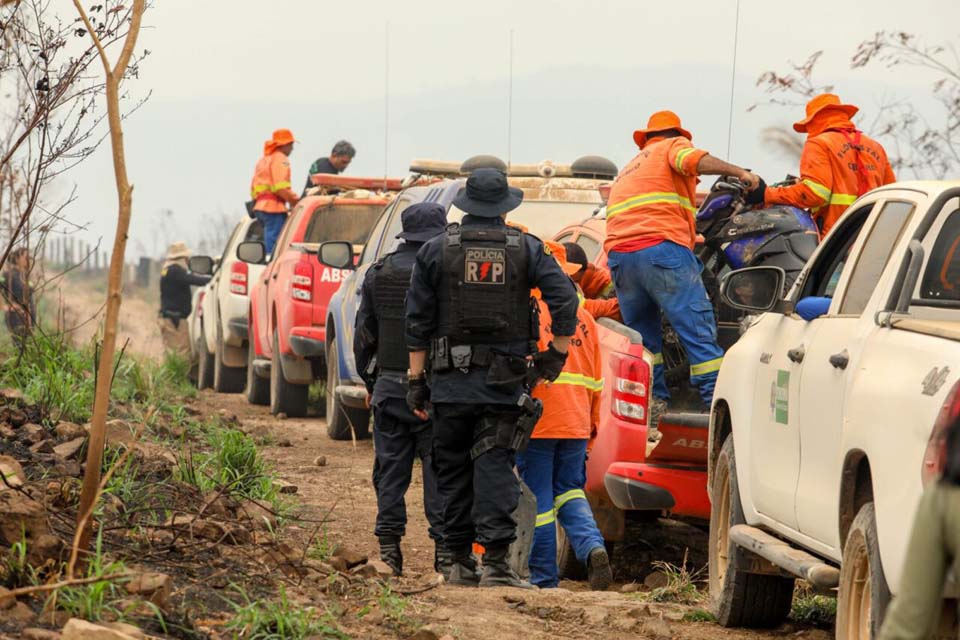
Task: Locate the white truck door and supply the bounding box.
[796,199,915,548]
[749,314,816,530]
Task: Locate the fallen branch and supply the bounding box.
[0,572,132,601]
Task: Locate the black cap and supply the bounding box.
[562,242,589,269]
[396,202,447,243]
[451,168,524,218]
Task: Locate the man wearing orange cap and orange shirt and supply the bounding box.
[605,110,760,411]
[763,93,895,235]
[517,241,611,590]
[250,129,300,254]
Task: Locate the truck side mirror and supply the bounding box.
[317,241,353,270]
[236,241,266,265]
[720,266,785,313]
[188,255,214,275]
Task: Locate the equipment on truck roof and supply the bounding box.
[409,155,618,180]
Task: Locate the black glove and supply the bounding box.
[406,376,429,414]
[534,342,568,382]
[744,177,767,206]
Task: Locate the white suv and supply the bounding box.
[192,217,265,392]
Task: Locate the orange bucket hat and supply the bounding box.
[633,110,693,148]
[271,128,297,146]
[544,240,582,276]
[793,93,859,133]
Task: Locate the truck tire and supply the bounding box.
[213,323,246,393]
[709,435,794,628]
[245,335,269,406]
[197,332,214,391]
[837,502,890,640]
[270,330,308,418]
[325,337,370,440]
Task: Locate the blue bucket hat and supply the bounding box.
[396,202,448,243]
[452,168,523,218]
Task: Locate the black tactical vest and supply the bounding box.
[372,254,412,371]
[436,223,532,345]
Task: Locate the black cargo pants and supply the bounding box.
[431,402,524,550]
[372,397,444,542]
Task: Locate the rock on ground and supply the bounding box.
[61,619,141,640]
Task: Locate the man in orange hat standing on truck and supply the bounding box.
[762,93,895,235]
[605,110,760,412]
[250,128,300,255]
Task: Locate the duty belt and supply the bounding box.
[378,369,410,384]
[430,338,497,372]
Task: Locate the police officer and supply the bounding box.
[405,168,579,588]
[353,203,447,577]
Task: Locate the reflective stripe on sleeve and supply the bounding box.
[607,192,696,219]
[830,193,858,206]
[600,281,615,297]
[553,372,604,391]
[652,352,663,366]
[252,181,292,196]
[801,178,832,203]
[535,511,556,527]
[675,147,695,173]
[690,357,724,376]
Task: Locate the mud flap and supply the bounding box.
[507,477,536,579]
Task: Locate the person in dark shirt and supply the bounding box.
[354,202,448,577]
[302,140,356,194]
[3,247,35,351]
[158,241,210,357]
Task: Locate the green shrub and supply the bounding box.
[226,586,346,640]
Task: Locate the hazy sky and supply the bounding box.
[58,0,959,259]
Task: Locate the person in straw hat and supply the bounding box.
[158,241,210,357]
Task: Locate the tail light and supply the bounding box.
[292,261,313,302]
[922,379,960,486]
[230,261,249,296]
[610,351,650,424]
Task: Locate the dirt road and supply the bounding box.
[194,390,830,640]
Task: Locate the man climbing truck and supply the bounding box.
[708,181,960,638]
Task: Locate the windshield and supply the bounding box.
[449,200,599,240]
[303,204,385,245]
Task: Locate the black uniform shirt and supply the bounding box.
[159,264,211,318]
[405,215,578,405]
[302,157,340,194]
[354,242,419,405]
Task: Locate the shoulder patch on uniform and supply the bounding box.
[543,243,552,256]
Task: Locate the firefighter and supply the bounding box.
[517,241,611,590]
[563,242,614,299]
[158,241,211,358]
[405,168,579,588]
[605,110,760,408]
[250,129,299,255]
[763,93,896,234]
[302,140,356,195]
[353,203,447,577]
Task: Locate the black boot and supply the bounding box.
[445,546,480,587]
[586,546,612,591]
[379,536,403,577]
[479,545,536,589]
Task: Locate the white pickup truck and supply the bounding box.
[707,181,960,639]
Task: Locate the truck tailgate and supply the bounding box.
[648,412,709,465]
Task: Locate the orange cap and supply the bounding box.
[793,93,859,133]
[633,110,693,148]
[544,240,581,276]
[271,128,297,146]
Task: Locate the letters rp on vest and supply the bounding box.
[436,225,533,344]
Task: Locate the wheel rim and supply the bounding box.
[325,346,337,420]
[715,465,731,586]
[843,539,871,639]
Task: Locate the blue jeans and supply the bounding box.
[255,211,287,256]
[516,438,605,588]
[608,241,724,405]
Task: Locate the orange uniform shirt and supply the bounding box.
[578,264,614,299]
[583,297,621,322]
[604,137,707,253]
[532,298,603,441]
[765,114,895,234]
[251,150,297,214]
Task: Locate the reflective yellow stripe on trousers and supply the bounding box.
[607,192,696,219]
[535,511,556,527]
[690,357,723,376]
[554,488,587,511]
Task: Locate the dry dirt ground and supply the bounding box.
[194,390,830,640]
